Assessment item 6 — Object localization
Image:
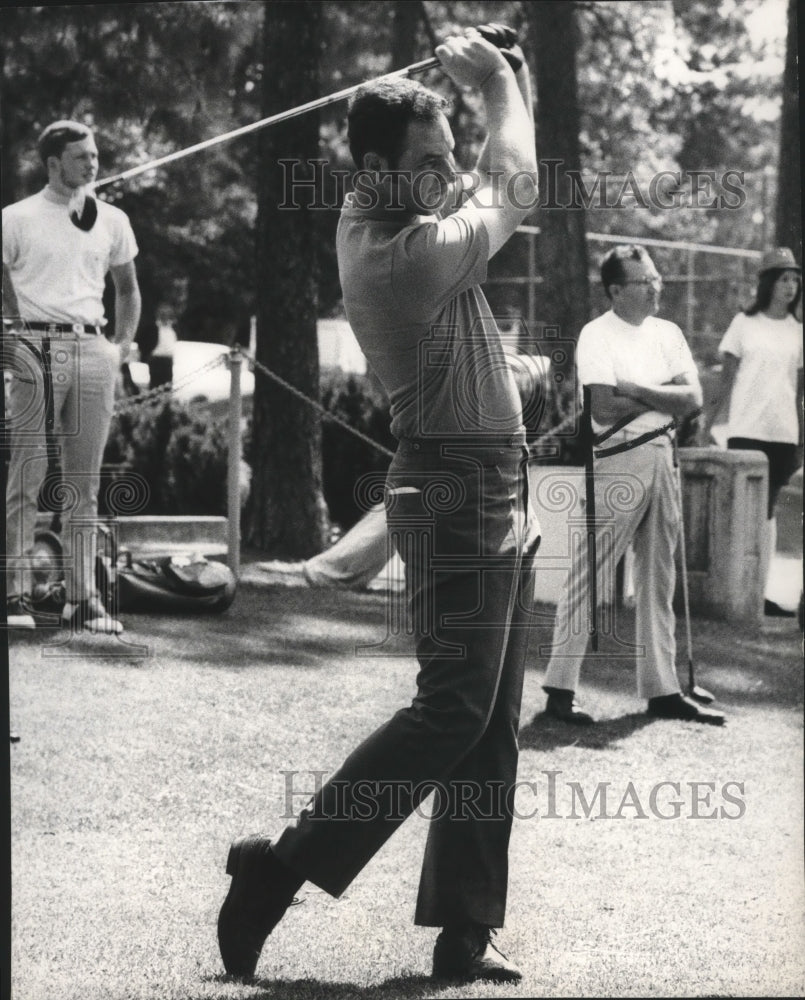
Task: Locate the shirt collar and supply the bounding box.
[42,185,73,206]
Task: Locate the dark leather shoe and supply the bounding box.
[432,924,522,983]
[544,687,595,725]
[217,835,302,979]
[647,693,725,726]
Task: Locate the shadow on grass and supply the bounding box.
[121,584,414,668]
[10,584,802,709]
[203,972,441,999]
[519,710,655,751]
[529,600,803,713]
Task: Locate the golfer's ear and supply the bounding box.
[362,151,384,174]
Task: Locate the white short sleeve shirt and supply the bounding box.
[2,188,138,326]
[718,311,803,443]
[577,309,698,435]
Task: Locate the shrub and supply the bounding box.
[109,373,393,524]
[320,369,394,531]
[103,398,228,515]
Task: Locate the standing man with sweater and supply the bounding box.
[3,120,141,634]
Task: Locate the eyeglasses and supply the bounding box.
[621,276,663,288]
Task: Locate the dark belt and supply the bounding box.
[23,321,104,335]
[396,431,528,455]
[593,420,675,458]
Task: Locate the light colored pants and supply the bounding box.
[5,333,120,602]
[541,436,683,701]
[302,502,391,589]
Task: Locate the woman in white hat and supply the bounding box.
[706,246,802,615]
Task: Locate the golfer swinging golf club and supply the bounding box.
[218,26,541,983]
[537,244,726,727]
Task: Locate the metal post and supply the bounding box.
[227,349,243,579]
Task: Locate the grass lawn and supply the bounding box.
[7,582,805,999]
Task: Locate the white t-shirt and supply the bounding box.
[2,188,138,326]
[718,311,803,444]
[577,309,698,436]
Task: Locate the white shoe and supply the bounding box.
[6,597,35,629]
[62,596,123,635]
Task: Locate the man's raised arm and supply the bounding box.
[436,31,538,257]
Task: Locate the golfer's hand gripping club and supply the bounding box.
[425,23,523,78]
[475,23,524,72]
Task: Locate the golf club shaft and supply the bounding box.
[94,57,440,190]
[673,438,695,682]
[583,386,599,652]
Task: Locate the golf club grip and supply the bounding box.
[409,25,523,77]
[476,23,523,71]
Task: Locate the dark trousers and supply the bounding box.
[272,438,541,927]
[727,437,801,518]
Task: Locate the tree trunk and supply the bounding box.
[775,0,800,257]
[244,0,329,556]
[0,7,21,208]
[391,0,420,68]
[524,1,590,361]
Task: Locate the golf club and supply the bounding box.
[583,386,599,652]
[672,433,715,704]
[94,23,521,192]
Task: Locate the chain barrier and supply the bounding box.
[112,354,226,417]
[239,349,396,460]
[113,346,579,461]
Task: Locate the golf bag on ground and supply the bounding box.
[110,549,237,613]
[31,523,237,617]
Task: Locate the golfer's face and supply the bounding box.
[394,114,457,215]
[56,136,99,189]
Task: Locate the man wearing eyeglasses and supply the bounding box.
[3,120,140,634]
[536,244,725,725]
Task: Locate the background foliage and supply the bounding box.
[1,0,790,335]
[1,0,796,538]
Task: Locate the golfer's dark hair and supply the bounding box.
[744,268,801,317]
[600,244,652,300]
[37,120,93,166]
[347,80,447,170]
